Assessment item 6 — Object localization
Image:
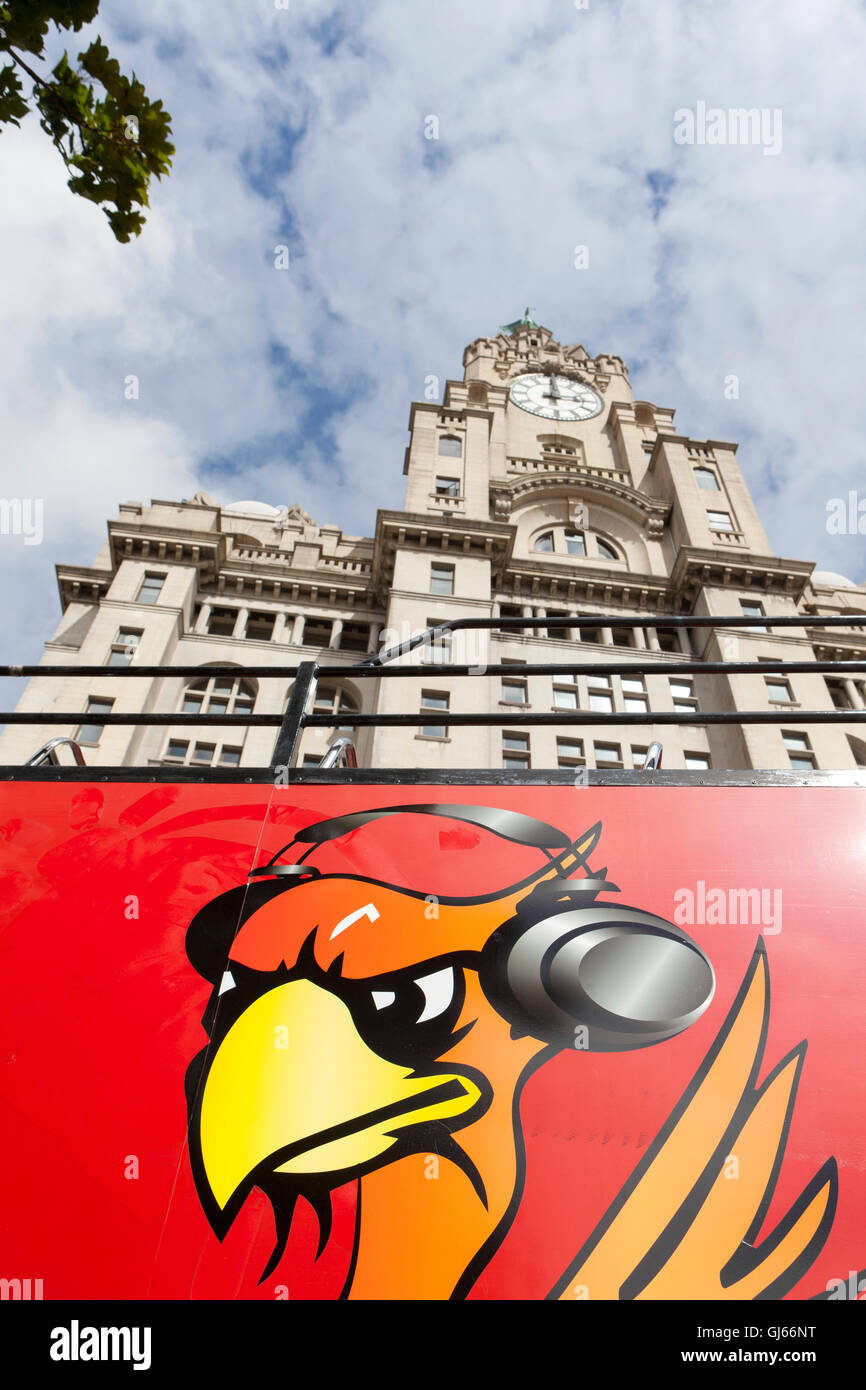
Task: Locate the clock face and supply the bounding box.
[509,373,603,422]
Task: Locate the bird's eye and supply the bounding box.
[350,961,467,1064]
[415,967,455,1022]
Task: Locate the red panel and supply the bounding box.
[0,782,863,1300]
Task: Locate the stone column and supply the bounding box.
[272,612,289,644]
[195,603,211,635]
[233,609,248,640]
[292,614,306,646]
[843,679,865,710]
[329,618,344,650]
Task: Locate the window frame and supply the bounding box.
[107,628,142,667]
[137,572,166,605]
[419,689,450,739]
[437,435,463,458]
[77,697,114,746]
[430,562,455,596]
[694,466,720,491]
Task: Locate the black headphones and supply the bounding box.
[185,803,714,1053]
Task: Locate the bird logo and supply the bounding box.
[183,803,841,1299]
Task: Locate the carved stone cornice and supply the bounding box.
[489,471,670,536]
[670,547,814,604]
[372,509,515,596]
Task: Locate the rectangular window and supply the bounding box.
[430,563,455,596]
[556,738,585,767]
[544,609,569,640]
[783,732,815,770]
[301,753,322,767]
[338,621,371,654]
[503,732,529,752]
[655,629,680,653]
[502,731,530,768]
[782,732,809,751]
[610,627,633,648]
[219,747,242,767]
[825,679,851,710]
[574,618,601,644]
[246,611,276,642]
[765,679,794,704]
[108,628,142,666]
[670,678,698,711]
[707,510,734,532]
[192,743,216,765]
[587,674,613,713]
[630,745,649,768]
[685,753,711,770]
[420,690,449,738]
[740,600,767,633]
[496,603,523,636]
[594,742,622,766]
[502,678,528,705]
[621,676,648,712]
[207,606,237,638]
[303,618,333,648]
[78,697,113,746]
[165,739,188,762]
[553,686,578,710]
[435,477,460,497]
[137,572,165,605]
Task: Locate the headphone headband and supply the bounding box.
[291,803,574,851]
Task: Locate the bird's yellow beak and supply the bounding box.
[199,979,482,1213]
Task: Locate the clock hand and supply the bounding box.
[543,376,561,401]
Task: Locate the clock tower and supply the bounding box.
[369,314,837,773]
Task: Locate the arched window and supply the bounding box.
[531,526,620,562]
[694,467,720,491]
[438,435,462,457]
[181,674,257,716]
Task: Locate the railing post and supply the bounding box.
[270,661,318,772]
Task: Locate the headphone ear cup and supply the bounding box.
[480,900,714,1051]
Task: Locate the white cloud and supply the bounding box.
[1,0,865,694]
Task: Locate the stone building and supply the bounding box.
[2,315,865,773]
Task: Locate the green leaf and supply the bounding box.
[1,4,174,241]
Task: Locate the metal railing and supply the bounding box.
[25,737,86,767]
[1,613,865,775]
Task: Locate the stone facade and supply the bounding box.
[2,322,865,773]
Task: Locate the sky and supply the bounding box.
[1,0,866,678]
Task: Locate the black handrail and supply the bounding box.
[0,614,863,773]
